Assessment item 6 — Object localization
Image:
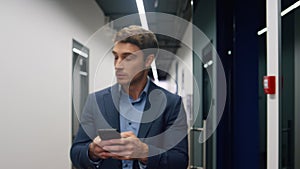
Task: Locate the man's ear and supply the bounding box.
[145,54,155,68]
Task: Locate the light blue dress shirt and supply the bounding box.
[119,79,150,169]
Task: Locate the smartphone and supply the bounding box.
[97,129,121,140]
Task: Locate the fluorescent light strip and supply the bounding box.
[281,0,300,16]
[257,27,268,35]
[136,0,159,82]
[204,60,214,68]
[136,0,149,30]
[151,60,159,82]
[72,48,88,58]
[257,0,300,36]
[79,71,88,76]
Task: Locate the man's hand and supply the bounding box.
[88,136,110,161]
[101,131,149,163]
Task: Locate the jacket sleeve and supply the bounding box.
[145,96,189,169]
[70,94,100,169]
[70,125,101,169]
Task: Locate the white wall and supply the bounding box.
[88,26,116,92]
[0,0,108,168]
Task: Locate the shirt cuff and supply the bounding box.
[86,148,102,165]
[138,161,147,169]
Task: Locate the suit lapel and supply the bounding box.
[102,84,120,131]
[138,81,158,139]
[101,82,163,137]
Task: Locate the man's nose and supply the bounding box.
[115,58,124,69]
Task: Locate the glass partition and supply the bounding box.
[280,2,300,169]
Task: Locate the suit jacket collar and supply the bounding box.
[138,81,161,138]
[102,84,120,131]
[104,81,161,138]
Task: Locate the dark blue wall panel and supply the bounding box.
[233,0,260,169]
[217,0,260,169]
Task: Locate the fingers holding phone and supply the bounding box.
[89,129,148,162]
[101,131,149,161]
[88,136,110,160]
[88,129,122,160]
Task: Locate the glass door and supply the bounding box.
[266,1,300,169]
[280,1,300,169]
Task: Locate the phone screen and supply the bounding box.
[97,129,121,140]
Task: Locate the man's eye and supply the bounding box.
[125,55,134,61]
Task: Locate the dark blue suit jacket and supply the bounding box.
[70,81,188,169]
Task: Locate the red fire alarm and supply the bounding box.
[263,76,276,94]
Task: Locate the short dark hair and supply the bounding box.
[113,25,158,58]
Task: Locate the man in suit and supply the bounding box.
[70,25,188,169]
